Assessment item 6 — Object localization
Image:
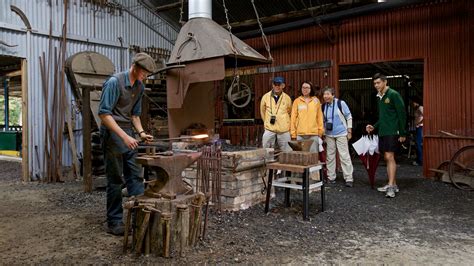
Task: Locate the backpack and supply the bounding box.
[321,99,344,118]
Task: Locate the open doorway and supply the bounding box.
[338,59,424,165]
[0,55,23,158]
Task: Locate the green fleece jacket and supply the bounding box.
[374,87,407,136]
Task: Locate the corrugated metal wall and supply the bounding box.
[0,0,178,179]
[233,0,474,176]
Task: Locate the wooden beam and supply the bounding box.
[224,4,333,29]
[225,60,332,77]
[6,70,22,77]
[83,87,92,192]
[154,1,186,13]
[21,59,29,182]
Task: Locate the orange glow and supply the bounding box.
[191,134,209,139]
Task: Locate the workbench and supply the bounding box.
[264,162,325,220]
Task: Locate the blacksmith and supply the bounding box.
[98,53,156,235]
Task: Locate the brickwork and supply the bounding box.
[183,148,274,211]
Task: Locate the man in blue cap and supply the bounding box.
[260,76,292,151]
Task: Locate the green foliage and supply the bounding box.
[0,96,22,126]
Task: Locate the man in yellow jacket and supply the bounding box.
[260,76,292,151]
[290,81,324,152]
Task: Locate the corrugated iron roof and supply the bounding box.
[141,0,378,33]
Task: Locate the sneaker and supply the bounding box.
[345,181,353,188]
[106,222,125,236]
[386,186,396,198]
[327,179,336,185]
[377,184,399,193]
[412,161,420,166]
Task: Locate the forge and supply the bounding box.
[165,0,270,138]
[126,0,272,257]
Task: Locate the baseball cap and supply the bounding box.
[273,76,285,84]
[132,52,157,73]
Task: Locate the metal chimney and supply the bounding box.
[189,0,212,19]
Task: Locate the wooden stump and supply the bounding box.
[124,192,205,257]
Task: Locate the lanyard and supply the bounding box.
[270,92,283,115]
[324,100,335,123]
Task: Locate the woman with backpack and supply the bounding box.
[322,87,354,187]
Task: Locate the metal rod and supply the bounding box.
[3,78,9,131]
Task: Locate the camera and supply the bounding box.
[326,122,333,131]
[270,115,276,125]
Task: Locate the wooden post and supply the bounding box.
[162,213,172,258]
[177,204,189,257]
[83,87,92,192]
[21,59,29,181]
[135,209,151,255]
[123,208,133,253]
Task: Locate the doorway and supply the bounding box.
[338,59,424,164]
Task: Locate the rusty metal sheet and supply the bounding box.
[168,18,270,66]
[167,82,216,138]
[166,57,225,109]
[239,0,474,176]
[65,51,114,127]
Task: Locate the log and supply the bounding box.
[135,209,151,255]
[162,213,172,258]
[177,204,189,257]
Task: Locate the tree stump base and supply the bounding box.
[123,192,206,257]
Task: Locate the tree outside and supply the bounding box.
[0,96,22,126]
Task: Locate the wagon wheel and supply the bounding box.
[433,161,450,181]
[227,81,252,108]
[448,145,474,191]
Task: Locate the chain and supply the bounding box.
[251,0,273,62]
[222,0,239,81]
[178,0,185,25]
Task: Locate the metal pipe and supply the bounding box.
[236,0,426,39]
[4,78,9,131]
[189,0,212,19]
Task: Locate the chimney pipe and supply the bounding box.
[189,0,212,19]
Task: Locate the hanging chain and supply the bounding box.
[251,0,273,62]
[223,0,240,89]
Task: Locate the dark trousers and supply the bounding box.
[101,126,144,225]
[415,127,423,165]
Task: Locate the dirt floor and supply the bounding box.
[0,158,473,264]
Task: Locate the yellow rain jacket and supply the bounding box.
[260,91,292,133]
[290,96,324,138]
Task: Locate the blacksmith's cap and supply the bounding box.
[132,53,157,73]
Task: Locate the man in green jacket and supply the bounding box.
[366,73,406,198]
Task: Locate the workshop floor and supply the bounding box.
[0,159,472,264]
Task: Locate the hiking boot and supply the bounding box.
[386,186,396,198]
[345,181,353,188]
[377,184,399,193]
[105,222,125,236]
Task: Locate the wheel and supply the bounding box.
[433,161,450,181]
[448,145,474,191]
[227,81,252,108]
